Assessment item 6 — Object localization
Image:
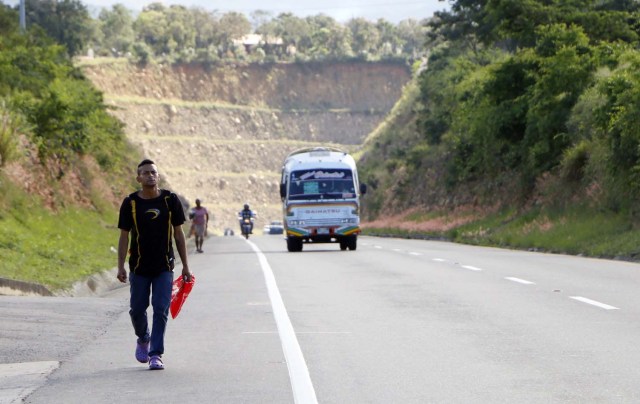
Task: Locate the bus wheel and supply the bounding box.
[287,237,303,252]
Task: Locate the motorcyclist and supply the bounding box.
[238,204,256,234]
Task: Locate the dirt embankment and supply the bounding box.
[82,60,411,232]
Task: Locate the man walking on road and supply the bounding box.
[117,159,192,370]
[191,198,209,253]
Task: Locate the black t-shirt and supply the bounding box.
[118,189,185,277]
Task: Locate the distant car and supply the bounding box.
[262,224,271,234]
[268,220,284,234]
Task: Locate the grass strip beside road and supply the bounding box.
[0,182,119,291]
[364,206,640,262]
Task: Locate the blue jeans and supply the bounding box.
[129,271,173,357]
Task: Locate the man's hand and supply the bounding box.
[117,267,127,283]
[182,266,193,283]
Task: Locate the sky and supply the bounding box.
[4,0,451,23]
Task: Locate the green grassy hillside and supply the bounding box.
[0,12,140,292]
[0,173,120,290]
[358,62,640,261]
[358,2,640,262]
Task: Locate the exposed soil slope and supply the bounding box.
[82,60,411,232]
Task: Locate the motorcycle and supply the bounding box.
[240,217,253,239]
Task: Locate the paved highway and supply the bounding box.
[3,235,640,403]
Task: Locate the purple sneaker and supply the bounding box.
[149,355,164,370]
[135,340,150,363]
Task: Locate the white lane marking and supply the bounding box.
[570,296,619,310]
[433,258,446,262]
[409,252,422,256]
[392,248,402,252]
[505,277,536,285]
[374,246,383,249]
[246,239,318,404]
[461,265,482,271]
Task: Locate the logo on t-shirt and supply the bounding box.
[145,208,161,219]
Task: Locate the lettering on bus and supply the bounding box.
[303,208,343,215]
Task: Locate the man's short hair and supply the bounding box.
[137,159,155,174]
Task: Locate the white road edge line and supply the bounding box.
[505,277,536,285]
[246,239,318,404]
[570,296,619,310]
[461,265,482,271]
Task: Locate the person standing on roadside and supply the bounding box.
[117,159,192,370]
[192,198,209,253]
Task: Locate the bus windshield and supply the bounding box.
[288,169,356,200]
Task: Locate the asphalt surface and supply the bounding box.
[3,235,640,403]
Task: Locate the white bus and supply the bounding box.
[279,147,367,252]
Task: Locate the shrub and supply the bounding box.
[0,100,27,168]
[560,140,590,183]
[131,42,153,66]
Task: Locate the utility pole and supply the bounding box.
[19,0,26,32]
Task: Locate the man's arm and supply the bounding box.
[174,225,192,282]
[117,229,129,283]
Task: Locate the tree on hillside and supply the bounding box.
[133,6,168,55]
[0,3,18,35]
[521,24,595,176]
[564,9,640,44]
[164,5,197,55]
[306,14,352,59]
[191,8,219,50]
[265,13,312,58]
[375,18,402,58]
[217,12,251,56]
[97,4,134,56]
[592,51,640,184]
[396,19,427,58]
[347,18,380,58]
[0,18,128,170]
[429,0,489,50]
[436,0,640,51]
[25,0,93,56]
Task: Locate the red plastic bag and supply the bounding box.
[170,274,195,319]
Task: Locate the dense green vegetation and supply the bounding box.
[0,4,138,291]
[0,4,132,167]
[360,0,640,260]
[4,0,428,64]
